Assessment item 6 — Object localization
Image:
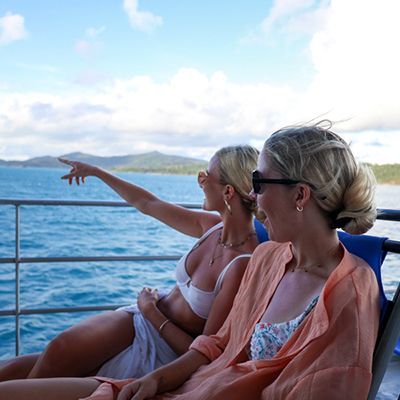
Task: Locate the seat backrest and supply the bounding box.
[337,231,388,320]
[253,218,269,243]
[394,337,400,357]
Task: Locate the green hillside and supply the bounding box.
[116,162,207,175]
[369,164,400,185]
[0,151,208,175]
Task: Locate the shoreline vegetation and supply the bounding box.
[369,164,400,185]
[116,164,400,185]
[0,152,399,184]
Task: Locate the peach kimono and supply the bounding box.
[84,241,380,400]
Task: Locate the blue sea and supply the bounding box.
[0,166,399,360]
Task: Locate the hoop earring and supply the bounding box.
[224,199,232,215]
[296,205,303,212]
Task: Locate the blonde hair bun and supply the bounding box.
[263,121,377,234]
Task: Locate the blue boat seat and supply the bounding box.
[395,337,400,357]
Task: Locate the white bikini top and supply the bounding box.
[175,222,251,319]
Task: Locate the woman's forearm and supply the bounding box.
[143,305,195,355]
[93,167,157,212]
[117,351,209,400]
[152,350,209,393]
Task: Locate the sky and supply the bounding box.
[0,0,399,164]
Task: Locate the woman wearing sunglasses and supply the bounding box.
[0,145,260,383]
[0,123,379,400]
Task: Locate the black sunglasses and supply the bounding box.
[252,170,300,194]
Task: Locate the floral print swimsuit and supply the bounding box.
[249,296,319,361]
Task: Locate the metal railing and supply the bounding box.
[0,198,201,355]
[0,199,399,356]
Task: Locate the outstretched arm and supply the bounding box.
[59,158,220,238]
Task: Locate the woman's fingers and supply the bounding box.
[132,385,152,400]
[61,174,85,185]
[117,381,140,400]
[57,157,69,165]
[59,158,87,186]
[58,157,75,167]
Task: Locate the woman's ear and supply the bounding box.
[224,184,235,200]
[295,184,311,207]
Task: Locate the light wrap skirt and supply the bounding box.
[97,291,178,379]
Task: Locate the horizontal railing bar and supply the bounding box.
[0,199,201,209]
[0,258,14,264]
[377,209,400,221]
[0,199,398,220]
[1,245,398,264]
[0,255,181,264]
[0,304,126,316]
[383,240,400,254]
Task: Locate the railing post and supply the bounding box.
[15,204,21,356]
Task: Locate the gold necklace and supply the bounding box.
[219,231,256,248]
[209,237,224,266]
[289,264,322,273]
[209,231,255,266]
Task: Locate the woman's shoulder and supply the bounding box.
[252,240,290,260]
[245,241,291,279]
[328,246,379,297]
[347,251,379,289]
[343,247,377,278]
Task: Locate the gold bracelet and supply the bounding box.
[158,319,170,334]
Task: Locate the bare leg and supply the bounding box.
[0,353,40,381]
[28,310,134,378]
[0,377,100,400]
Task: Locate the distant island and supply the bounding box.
[0,151,207,175]
[0,152,399,184]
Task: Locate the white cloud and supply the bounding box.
[241,0,328,44]
[123,0,163,33]
[86,26,106,39]
[73,69,110,87]
[349,131,400,165]
[0,68,299,160]
[295,0,400,133]
[75,39,94,57]
[242,0,400,159]
[0,64,398,163]
[260,0,317,34]
[0,12,28,45]
[1,1,400,164]
[75,26,105,57]
[0,81,10,90]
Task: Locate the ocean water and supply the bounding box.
[0,166,399,359]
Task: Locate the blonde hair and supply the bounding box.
[263,121,377,234]
[215,145,259,216]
